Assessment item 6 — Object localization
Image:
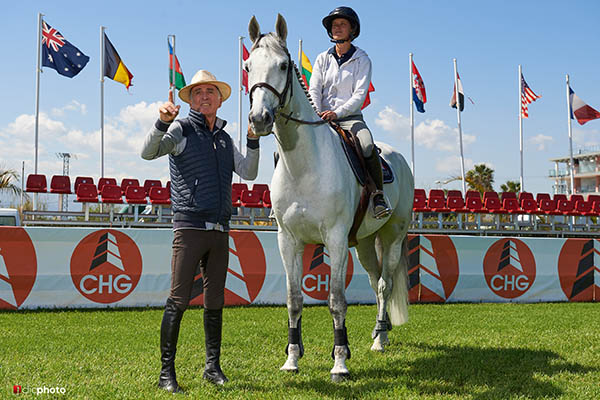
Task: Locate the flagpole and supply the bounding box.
[100,26,105,178]
[519,64,524,191]
[34,12,43,211]
[566,74,575,195]
[238,36,244,184]
[453,59,466,194]
[409,53,415,178]
[299,39,303,69]
[170,35,177,105]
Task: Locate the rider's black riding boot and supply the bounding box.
[158,298,184,394]
[203,308,229,386]
[365,150,392,219]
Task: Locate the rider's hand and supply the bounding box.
[320,110,338,121]
[247,126,259,139]
[159,89,181,123]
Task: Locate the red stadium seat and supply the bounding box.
[100,184,123,204]
[500,192,517,202]
[556,199,574,215]
[536,193,551,203]
[50,175,71,194]
[413,196,430,212]
[98,177,117,192]
[447,196,467,212]
[570,194,585,205]
[232,183,248,194]
[574,200,592,215]
[447,190,463,199]
[518,192,534,203]
[121,178,140,195]
[125,186,147,204]
[240,190,263,208]
[428,196,449,212]
[252,184,269,197]
[143,179,162,196]
[586,200,600,216]
[466,196,485,212]
[520,198,539,214]
[414,188,427,199]
[166,181,171,193]
[232,186,242,207]
[149,187,171,205]
[502,198,523,214]
[74,176,94,193]
[26,174,47,193]
[262,190,272,208]
[554,194,568,202]
[76,183,98,203]
[483,191,499,202]
[538,198,557,214]
[429,189,445,199]
[484,197,503,213]
[466,190,480,199]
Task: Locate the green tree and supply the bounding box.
[465,164,494,194]
[500,180,521,193]
[0,168,22,196]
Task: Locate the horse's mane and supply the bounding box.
[252,33,319,114]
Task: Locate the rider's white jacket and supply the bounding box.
[308,46,372,119]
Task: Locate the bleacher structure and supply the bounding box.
[21,174,600,236]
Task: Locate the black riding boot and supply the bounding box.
[158,298,184,394]
[365,150,392,219]
[203,308,229,385]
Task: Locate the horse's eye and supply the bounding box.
[244,65,250,72]
[280,63,287,71]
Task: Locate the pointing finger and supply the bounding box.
[168,89,174,103]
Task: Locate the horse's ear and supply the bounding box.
[249,16,261,44]
[275,13,287,43]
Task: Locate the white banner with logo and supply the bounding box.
[0,228,597,309]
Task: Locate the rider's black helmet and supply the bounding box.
[322,6,360,41]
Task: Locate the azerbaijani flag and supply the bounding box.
[301,51,312,88]
[103,33,133,89]
[169,41,185,90]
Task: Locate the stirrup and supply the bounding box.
[371,190,392,219]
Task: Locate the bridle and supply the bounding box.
[248,45,327,126]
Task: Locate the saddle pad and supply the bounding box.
[337,134,394,186]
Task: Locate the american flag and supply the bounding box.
[521,74,541,118]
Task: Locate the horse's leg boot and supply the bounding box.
[365,151,392,219]
[203,308,229,385]
[158,298,185,394]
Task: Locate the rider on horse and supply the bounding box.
[309,6,392,219]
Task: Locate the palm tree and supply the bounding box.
[500,180,521,193]
[0,168,22,196]
[465,164,494,194]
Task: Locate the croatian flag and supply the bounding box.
[569,86,600,125]
[412,61,426,113]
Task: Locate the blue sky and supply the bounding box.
[1,0,600,209]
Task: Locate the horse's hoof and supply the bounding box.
[280,366,299,373]
[370,343,385,352]
[331,372,350,383]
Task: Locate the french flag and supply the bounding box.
[412,61,426,113]
[569,86,600,125]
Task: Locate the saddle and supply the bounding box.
[330,123,395,247]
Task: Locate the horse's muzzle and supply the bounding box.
[249,109,274,136]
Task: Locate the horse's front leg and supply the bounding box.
[278,230,305,373]
[326,235,351,382]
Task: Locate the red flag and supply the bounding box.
[361,82,375,110]
[242,44,250,94]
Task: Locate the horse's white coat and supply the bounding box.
[247,14,414,378]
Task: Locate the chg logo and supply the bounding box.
[70,230,142,304]
[558,238,600,301]
[301,245,354,301]
[0,228,37,310]
[407,234,459,303]
[483,238,536,299]
[190,231,266,306]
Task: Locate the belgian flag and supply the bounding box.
[103,33,133,89]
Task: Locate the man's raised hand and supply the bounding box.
[159,89,181,123]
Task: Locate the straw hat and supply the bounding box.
[178,70,232,104]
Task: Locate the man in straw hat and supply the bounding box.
[142,70,260,392]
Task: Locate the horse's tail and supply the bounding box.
[388,236,409,326]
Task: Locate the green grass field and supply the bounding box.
[1,303,599,399]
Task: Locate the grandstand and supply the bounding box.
[21,173,600,236]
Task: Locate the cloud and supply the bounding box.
[375,105,476,152]
[435,155,476,175]
[51,100,87,117]
[529,134,554,151]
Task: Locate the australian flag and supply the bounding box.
[41,21,89,78]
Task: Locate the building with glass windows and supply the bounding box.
[550,148,600,196]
